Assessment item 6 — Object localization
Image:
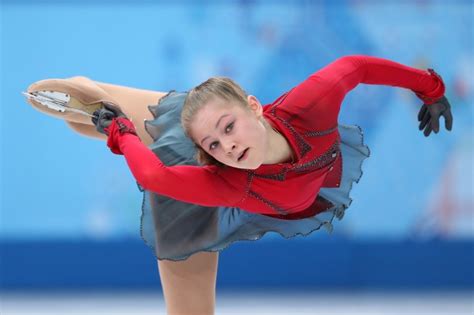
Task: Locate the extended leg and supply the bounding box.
[26,76,219,315]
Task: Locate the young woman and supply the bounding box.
[91,54,452,241]
[26,54,453,315]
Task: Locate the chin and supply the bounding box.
[227,163,249,170]
[243,161,262,170]
[247,162,261,170]
[223,161,260,170]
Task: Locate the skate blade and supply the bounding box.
[22,91,98,118]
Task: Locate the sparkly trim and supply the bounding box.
[235,170,255,205]
[293,140,340,173]
[303,124,339,137]
[268,92,312,158]
[276,116,312,157]
[262,195,335,220]
[115,117,137,136]
[250,139,340,182]
[248,190,289,215]
[265,89,338,160]
[269,91,290,111]
[253,166,290,181]
[246,140,340,215]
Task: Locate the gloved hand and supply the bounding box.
[91,102,128,135]
[417,95,453,137]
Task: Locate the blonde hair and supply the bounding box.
[181,77,250,167]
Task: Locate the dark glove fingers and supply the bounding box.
[444,109,453,131]
[418,95,453,136]
[421,110,430,128]
[91,109,102,125]
[96,122,110,135]
[92,109,101,118]
[101,110,116,121]
[94,122,106,135]
[419,110,431,130]
[99,106,115,117]
[430,113,440,133]
[92,108,116,135]
[99,113,113,128]
[91,103,128,136]
[99,118,112,128]
[417,105,427,122]
[96,109,116,128]
[102,102,123,117]
[423,123,433,137]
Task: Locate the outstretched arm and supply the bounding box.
[116,131,243,206]
[280,55,451,135]
[93,106,244,207]
[318,55,445,103]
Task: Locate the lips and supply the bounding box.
[238,148,249,161]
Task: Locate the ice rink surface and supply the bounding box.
[1,290,473,315]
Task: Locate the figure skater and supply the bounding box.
[25,55,453,315]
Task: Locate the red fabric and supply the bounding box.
[107,55,446,217]
[261,195,336,220]
[105,117,138,154]
[415,69,446,104]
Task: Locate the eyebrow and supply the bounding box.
[200,114,230,146]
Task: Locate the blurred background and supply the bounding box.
[1,0,473,314]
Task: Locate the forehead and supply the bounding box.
[198,97,233,116]
[196,97,248,122]
[191,98,246,140]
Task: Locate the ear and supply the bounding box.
[247,95,263,117]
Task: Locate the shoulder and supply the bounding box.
[264,81,318,120]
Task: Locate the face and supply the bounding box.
[190,95,269,169]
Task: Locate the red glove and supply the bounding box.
[105,117,138,155]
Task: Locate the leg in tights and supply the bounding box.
[93,79,219,315]
[29,76,219,315]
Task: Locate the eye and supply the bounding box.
[225,122,234,133]
[209,121,234,151]
[209,141,218,151]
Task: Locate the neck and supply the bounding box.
[263,120,294,164]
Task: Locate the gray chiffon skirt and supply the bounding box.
[139,91,370,261]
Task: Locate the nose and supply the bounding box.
[223,141,237,156]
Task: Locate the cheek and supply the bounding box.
[247,122,267,152]
[239,125,257,145]
[254,121,267,141]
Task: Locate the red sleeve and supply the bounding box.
[113,132,244,207]
[276,55,446,130]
